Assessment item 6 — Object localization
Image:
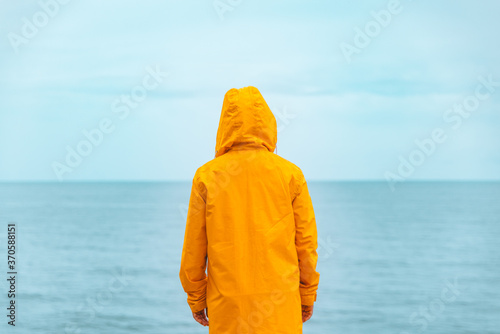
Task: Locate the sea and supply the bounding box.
[0,181,499,334]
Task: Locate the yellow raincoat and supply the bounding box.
[180,86,320,333]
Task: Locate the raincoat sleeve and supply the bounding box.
[179,173,208,313]
[293,172,320,306]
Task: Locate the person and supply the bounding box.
[179,86,320,333]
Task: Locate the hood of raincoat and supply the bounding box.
[215,86,277,158]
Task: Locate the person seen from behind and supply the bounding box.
[179,86,320,333]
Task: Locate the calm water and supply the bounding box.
[0,182,499,334]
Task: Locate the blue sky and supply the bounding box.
[0,0,499,181]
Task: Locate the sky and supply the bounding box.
[0,0,499,182]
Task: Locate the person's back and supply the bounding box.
[180,86,320,333]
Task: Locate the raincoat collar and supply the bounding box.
[215,86,277,158]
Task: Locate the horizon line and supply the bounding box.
[0,179,499,184]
